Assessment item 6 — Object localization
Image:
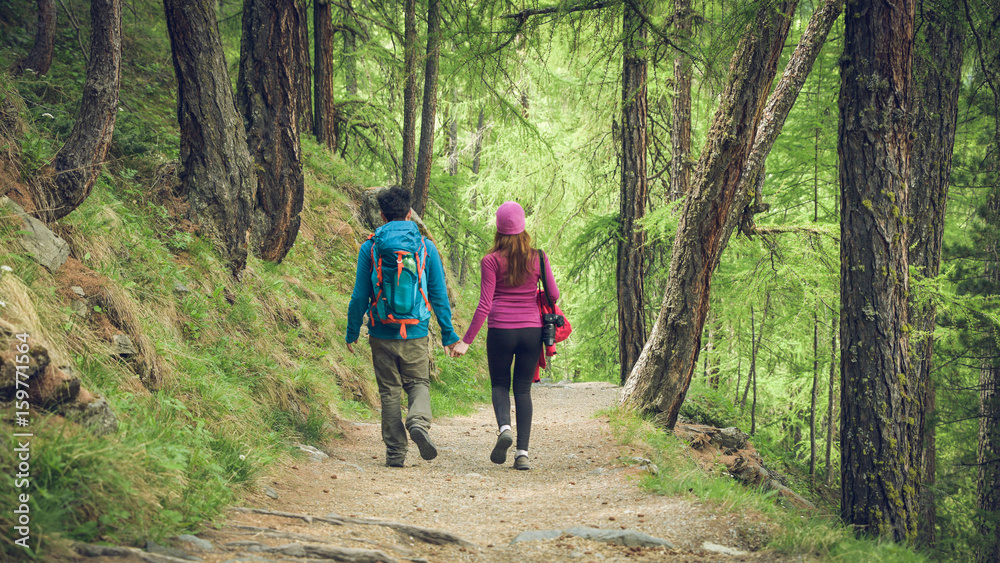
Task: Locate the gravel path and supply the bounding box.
[76,382,789,562]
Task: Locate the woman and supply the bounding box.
[451,201,559,471]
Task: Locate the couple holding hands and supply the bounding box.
[345,187,559,471]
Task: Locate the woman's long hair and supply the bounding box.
[490,230,537,287]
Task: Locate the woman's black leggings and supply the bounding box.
[486,327,542,451]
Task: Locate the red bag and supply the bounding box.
[534,250,570,381]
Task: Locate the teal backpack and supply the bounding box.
[367,224,431,338]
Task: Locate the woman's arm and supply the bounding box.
[461,254,497,344]
[542,251,559,303]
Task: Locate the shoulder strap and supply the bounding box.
[539,249,554,308]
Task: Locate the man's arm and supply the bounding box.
[424,240,460,347]
[346,240,374,345]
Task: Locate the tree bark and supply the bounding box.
[238,0,304,263]
[447,90,458,176]
[401,0,418,192]
[314,0,338,149]
[908,2,963,546]
[838,0,918,542]
[826,307,837,485]
[164,0,257,274]
[810,310,819,478]
[618,0,799,428]
[294,0,312,134]
[34,0,120,222]
[617,0,650,385]
[343,9,358,97]
[669,0,692,202]
[979,358,1000,563]
[14,0,56,77]
[411,0,441,216]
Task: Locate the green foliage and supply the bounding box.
[609,408,928,562]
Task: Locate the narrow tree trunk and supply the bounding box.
[979,360,1000,563]
[447,91,458,176]
[343,8,358,97]
[411,0,441,216]
[617,0,650,385]
[461,108,486,285]
[908,3,963,546]
[810,309,819,478]
[313,0,338,149]
[35,0,121,222]
[14,0,56,77]
[238,0,304,263]
[826,307,837,485]
[838,0,918,542]
[401,0,418,192]
[294,0,312,133]
[619,0,800,427]
[164,0,256,274]
[669,0,692,202]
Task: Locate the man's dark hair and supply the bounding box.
[377,186,411,221]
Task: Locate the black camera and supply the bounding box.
[541,313,564,346]
[542,313,565,327]
[542,322,556,346]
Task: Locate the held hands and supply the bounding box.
[446,341,470,358]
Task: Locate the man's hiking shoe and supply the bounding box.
[513,454,530,471]
[386,457,405,468]
[491,429,513,464]
[409,427,438,461]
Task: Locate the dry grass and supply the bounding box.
[0,267,70,367]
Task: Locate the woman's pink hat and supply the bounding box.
[496,201,526,235]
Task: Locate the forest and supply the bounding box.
[0,0,999,561]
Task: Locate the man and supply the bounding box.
[346,186,460,467]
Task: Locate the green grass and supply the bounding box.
[606,407,929,563]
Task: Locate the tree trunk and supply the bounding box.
[411,0,441,216]
[838,0,918,542]
[723,0,844,242]
[617,0,649,385]
[238,0,304,263]
[34,0,121,222]
[810,309,818,478]
[908,3,962,546]
[669,0,692,202]
[826,307,837,485]
[14,0,56,77]
[343,11,358,97]
[164,0,257,274]
[447,91,458,177]
[460,108,486,286]
[401,0,418,192]
[618,0,799,427]
[294,0,312,134]
[313,0,338,149]
[979,360,1000,563]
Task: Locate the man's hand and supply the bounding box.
[346,341,356,353]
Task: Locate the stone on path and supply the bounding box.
[510,526,675,549]
[177,534,214,551]
[563,526,675,548]
[702,541,749,556]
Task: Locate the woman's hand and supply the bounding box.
[450,341,470,357]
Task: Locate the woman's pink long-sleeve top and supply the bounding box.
[462,251,559,345]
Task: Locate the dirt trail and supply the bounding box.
[79,382,783,562]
